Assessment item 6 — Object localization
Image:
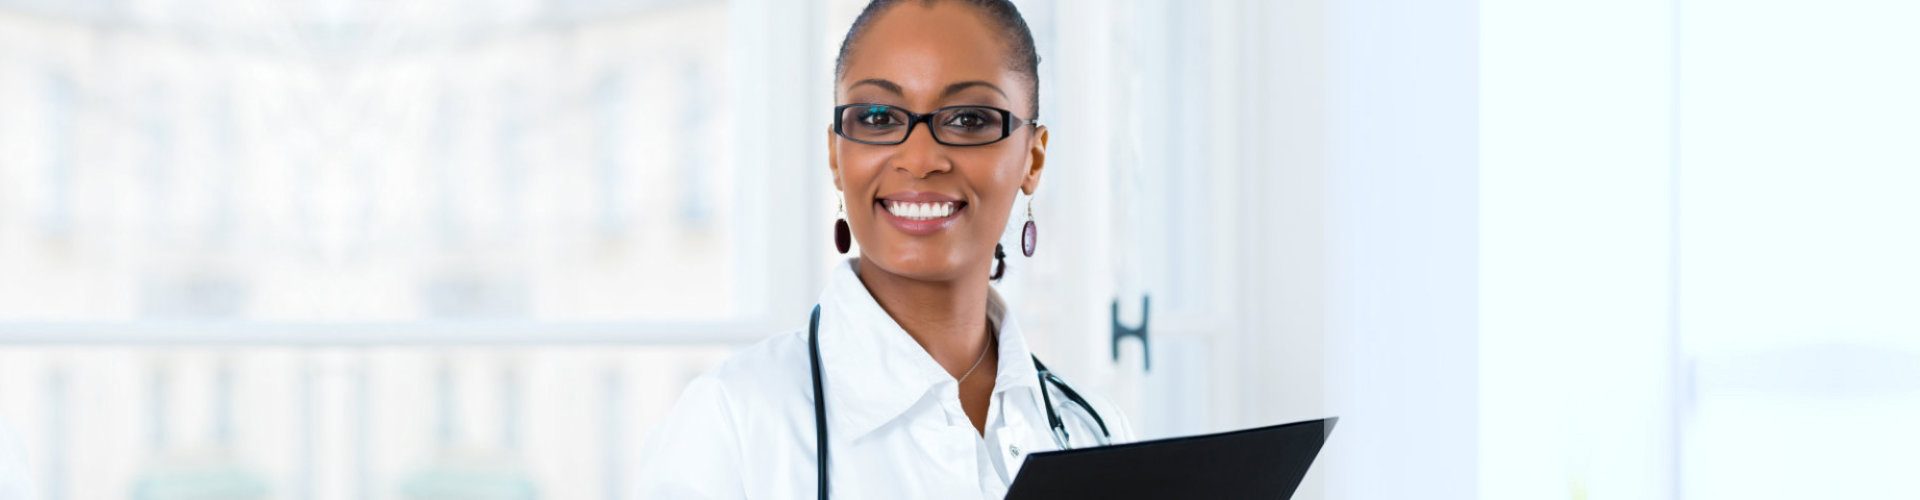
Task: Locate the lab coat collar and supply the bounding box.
[815,259,1042,441]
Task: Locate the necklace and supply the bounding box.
[956,327,996,383]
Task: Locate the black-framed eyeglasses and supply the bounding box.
[833,103,1035,146]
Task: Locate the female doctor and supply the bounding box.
[634,0,1131,498]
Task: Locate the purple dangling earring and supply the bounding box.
[833,198,851,254]
[1020,199,1037,257]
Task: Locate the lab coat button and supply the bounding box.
[1008,445,1021,456]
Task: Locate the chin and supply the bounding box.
[863,243,973,283]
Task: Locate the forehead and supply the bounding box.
[838,2,1026,104]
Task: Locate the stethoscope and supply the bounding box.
[807,304,1110,499]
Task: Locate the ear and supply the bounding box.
[1020,125,1048,195]
[827,124,843,190]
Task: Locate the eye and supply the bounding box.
[943,109,991,129]
[857,106,899,128]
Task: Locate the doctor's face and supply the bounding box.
[828,1,1047,283]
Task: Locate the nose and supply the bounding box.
[890,120,953,179]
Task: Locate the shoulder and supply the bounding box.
[652,327,818,441]
[697,328,814,410]
[1039,364,1140,444]
[634,329,815,499]
[1079,389,1138,443]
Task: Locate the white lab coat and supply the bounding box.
[635,259,1132,499]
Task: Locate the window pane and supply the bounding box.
[0,345,731,500]
[0,0,751,323]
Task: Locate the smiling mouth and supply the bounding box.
[876,199,967,220]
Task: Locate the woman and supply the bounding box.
[635,0,1131,498]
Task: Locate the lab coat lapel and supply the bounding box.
[815,259,950,441]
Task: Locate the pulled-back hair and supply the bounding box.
[833,0,1041,118]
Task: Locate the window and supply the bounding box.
[0,1,821,498]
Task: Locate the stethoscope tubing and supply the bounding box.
[806,304,1108,500]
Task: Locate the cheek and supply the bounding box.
[971,150,1030,196]
[965,155,1029,227]
[835,148,887,192]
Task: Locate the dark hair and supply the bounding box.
[834,0,1041,118]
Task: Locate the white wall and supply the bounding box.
[1479,0,1678,498]
[1317,0,1483,498]
[1677,0,1920,497]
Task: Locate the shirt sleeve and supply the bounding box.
[634,375,747,500]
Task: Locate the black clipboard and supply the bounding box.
[1005,417,1338,499]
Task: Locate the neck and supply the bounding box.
[852,257,994,379]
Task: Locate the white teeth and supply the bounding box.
[885,200,957,220]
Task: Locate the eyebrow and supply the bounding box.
[849,78,904,95]
[847,78,1009,100]
[939,80,1008,99]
